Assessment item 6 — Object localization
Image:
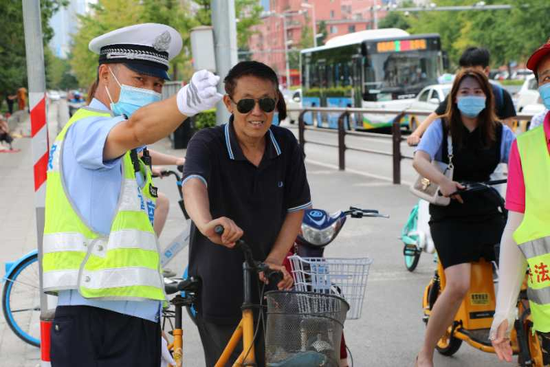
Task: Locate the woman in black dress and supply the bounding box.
[413,69,515,367]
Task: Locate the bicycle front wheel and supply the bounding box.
[2,253,41,347]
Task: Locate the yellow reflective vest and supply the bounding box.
[42,107,165,301]
[514,125,550,332]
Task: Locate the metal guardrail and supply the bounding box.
[291,107,536,185]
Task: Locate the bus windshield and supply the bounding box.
[364,50,440,101]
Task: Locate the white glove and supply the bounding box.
[177,69,223,117]
[489,211,527,341]
[161,335,175,367]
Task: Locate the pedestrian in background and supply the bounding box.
[17,87,27,112]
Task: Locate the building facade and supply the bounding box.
[248,0,389,87]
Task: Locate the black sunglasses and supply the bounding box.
[230,97,277,114]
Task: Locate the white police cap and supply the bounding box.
[89,23,183,80]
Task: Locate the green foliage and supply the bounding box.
[407,0,550,71]
[302,86,352,98]
[317,20,328,45]
[45,49,79,90]
[192,0,264,49]
[378,12,410,30]
[194,109,216,130]
[0,0,67,94]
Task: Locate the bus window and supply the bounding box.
[326,64,333,88]
[319,62,327,88]
[343,62,351,87]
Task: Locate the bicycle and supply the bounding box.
[401,199,435,272]
[421,180,543,366]
[2,251,40,347]
[1,166,189,348]
[162,225,284,367]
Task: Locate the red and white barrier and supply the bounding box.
[29,92,51,366]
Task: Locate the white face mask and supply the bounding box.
[105,67,161,117]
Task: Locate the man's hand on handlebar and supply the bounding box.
[261,261,293,290]
[201,218,243,248]
[151,166,166,178]
[440,179,465,204]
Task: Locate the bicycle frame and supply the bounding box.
[154,169,191,268]
[216,260,258,367]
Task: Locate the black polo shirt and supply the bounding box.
[435,83,516,120]
[182,121,311,324]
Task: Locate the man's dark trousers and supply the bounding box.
[50,305,161,367]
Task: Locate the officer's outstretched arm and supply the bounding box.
[104,70,222,160]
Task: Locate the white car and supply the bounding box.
[395,84,451,130]
[285,89,302,124]
[516,75,539,112]
[47,90,61,101]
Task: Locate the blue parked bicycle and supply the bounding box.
[2,250,40,347]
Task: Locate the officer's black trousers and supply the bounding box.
[50,305,161,367]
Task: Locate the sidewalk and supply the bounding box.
[0,101,62,367]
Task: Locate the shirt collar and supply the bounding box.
[224,119,282,161]
[89,98,109,111]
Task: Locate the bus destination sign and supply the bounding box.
[377,39,427,53]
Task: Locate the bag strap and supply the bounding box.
[447,134,453,168]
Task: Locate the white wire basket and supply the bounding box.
[288,255,373,320]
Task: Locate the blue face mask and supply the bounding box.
[539,83,550,110]
[457,96,487,118]
[105,67,162,117]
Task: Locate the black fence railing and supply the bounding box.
[291,107,536,185]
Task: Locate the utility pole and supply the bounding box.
[282,16,291,88]
[211,0,238,125]
[22,0,53,365]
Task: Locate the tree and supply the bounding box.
[0,0,67,99]
[45,49,78,90]
[378,12,410,30]
[407,0,550,71]
[192,0,264,50]
[317,20,328,45]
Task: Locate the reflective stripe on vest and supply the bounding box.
[42,107,165,301]
[514,125,550,332]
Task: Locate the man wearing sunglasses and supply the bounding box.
[182,61,311,366]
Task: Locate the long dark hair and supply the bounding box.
[444,68,497,148]
[224,61,287,120]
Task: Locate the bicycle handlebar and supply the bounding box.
[344,206,390,219]
[450,179,508,195]
[214,225,284,284]
[164,276,200,295]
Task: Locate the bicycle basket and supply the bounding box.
[265,291,349,367]
[288,255,373,320]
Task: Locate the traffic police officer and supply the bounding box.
[42,23,221,366]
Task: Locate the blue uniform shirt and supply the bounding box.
[415,118,515,163]
[57,98,161,322]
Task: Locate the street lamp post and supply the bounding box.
[301,3,317,48]
[281,16,291,88]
